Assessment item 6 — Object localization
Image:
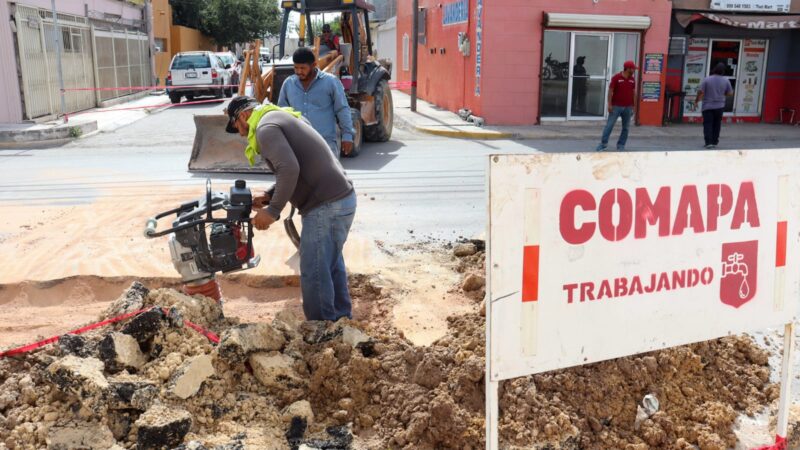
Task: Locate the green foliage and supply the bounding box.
[68,126,82,138]
[201,0,282,47]
[169,0,282,47]
[310,15,342,38]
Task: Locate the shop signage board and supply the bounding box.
[485,151,800,450]
[642,81,661,101]
[682,38,709,116]
[644,53,664,74]
[442,0,468,25]
[474,0,484,96]
[711,0,791,13]
[736,39,768,115]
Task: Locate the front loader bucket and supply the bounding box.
[188,115,271,173]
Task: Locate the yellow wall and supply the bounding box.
[152,0,216,86]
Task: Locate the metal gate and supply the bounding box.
[14,5,96,119]
[91,28,150,103]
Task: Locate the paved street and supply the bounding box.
[2,98,798,248]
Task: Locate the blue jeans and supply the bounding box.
[599,106,633,150]
[299,190,357,321]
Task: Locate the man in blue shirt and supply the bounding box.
[696,62,733,149]
[278,47,355,156]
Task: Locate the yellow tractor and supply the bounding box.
[189,0,393,173]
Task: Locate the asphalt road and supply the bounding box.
[1,98,797,246]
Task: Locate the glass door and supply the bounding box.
[708,39,741,113]
[568,33,611,119]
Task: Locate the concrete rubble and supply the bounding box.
[0,245,789,449]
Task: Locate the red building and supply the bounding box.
[396,0,673,126]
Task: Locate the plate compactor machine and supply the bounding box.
[143,179,263,302]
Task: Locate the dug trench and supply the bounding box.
[0,243,796,449]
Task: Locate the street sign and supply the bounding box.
[710,0,791,13]
[485,150,800,449]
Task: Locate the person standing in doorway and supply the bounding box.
[696,62,733,149]
[596,60,637,151]
[572,56,588,114]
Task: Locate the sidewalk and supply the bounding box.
[393,90,800,141]
[0,93,170,148]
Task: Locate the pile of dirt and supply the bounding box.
[0,245,778,449]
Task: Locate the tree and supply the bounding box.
[169,0,206,29]
[200,0,282,48]
[310,15,342,38]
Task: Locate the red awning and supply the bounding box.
[676,11,800,28]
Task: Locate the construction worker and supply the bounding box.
[596,60,638,152]
[320,23,340,54]
[278,47,355,157]
[224,95,357,322]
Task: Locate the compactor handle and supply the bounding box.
[144,218,158,238]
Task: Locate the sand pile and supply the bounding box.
[0,244,779,449]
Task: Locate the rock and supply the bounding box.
[135,405,192,450]
[302,426,354,449]
[249,352,303,389]
[46,423,115,450]
[282,400,314,426]
[108,375,158,410]
[453,242,478,257]
[218,323,286,363]
[107,410,136,441]
[46,356,109,400]
[462,274,485,292]
[341,326,370,348]
[301,321,344,344]
[58,334,92,357]
[121,308,164,344]
[99,332,147,373]
[106,281,149,317]
[168,354,215,399]
[285,416,307,445]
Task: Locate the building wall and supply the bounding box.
[396,0,482,117]
[170,25,215,56]
[375,17,397,80]
[762,30,800,123]
[0,1,23,122]
[10,0,143,21]
[152,0,171,84]
[397,0,672,125]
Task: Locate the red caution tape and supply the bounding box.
[0,305,221,358]
[752,435,786,450]
[62,83,244,92]
[63,98,226,123]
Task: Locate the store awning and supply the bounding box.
[545,13,651,30]
[675,11,800,28]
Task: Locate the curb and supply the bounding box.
[394,113,514,140]
[0,120,98,148]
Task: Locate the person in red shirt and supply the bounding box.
[596,60,637,151]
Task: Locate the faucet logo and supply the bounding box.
[720,240,758,308]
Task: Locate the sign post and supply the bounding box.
[486,151,800,449]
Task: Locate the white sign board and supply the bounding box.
[710,0,791,12]
[487,151,800,382]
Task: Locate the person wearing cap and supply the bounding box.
[596,60,638,151]
[225,95,357,322]
[696,62,733,149]
[278,47,355,157]
[320,23,340,54]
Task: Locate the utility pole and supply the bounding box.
[51,0,67,121]
[410,0,418,112]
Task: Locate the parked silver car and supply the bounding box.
[215,51,239,94]
[166,51,232,104]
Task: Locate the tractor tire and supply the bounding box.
[214,86,224,99]
[225,86,233,98]
[169,92,181,104]
[343,110,363,158]
[364,80,393,142]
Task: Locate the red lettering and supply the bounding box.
[580,282,595,302]
[597,280,612,299]
[672,185,705,235]
[644,273,657,293]
[731,181,761,229]
[687,269,700,287]
[614,277,629,297]
[630,276,644,294]
[559,190,596,245]
[671,270,686,289]
[563,283,578,304]
[701,267,714,284]
[635,187,671,239]
[656,272,670,291]
[598,189,633,241]
[706,184,733,232]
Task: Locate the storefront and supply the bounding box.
[396,0,673,126]
[668,0,800,123]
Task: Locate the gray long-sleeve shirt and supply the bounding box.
[256,110,353,219]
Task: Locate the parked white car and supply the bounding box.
[166,51,232,104]
[215,51,239,94]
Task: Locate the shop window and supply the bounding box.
[541,30,570,118]
[402,33,409,71]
